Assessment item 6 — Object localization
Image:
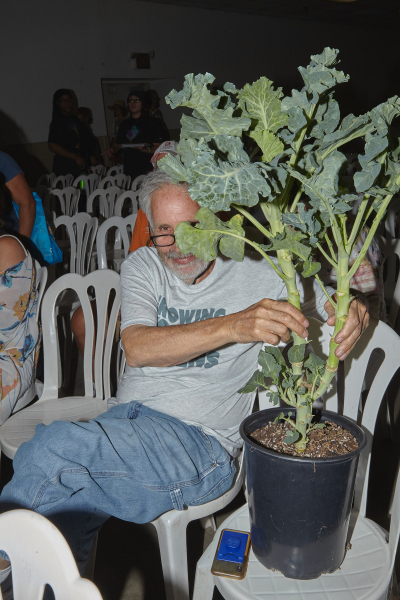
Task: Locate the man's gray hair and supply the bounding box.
[138,170,189,229]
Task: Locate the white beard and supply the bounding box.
[157,248,210,284]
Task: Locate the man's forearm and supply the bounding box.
[122,316,234,368]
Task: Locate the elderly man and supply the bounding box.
[0,170,368,583]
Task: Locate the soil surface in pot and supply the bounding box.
[250,421,358,458]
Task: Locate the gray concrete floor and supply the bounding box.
[2,346,399,600]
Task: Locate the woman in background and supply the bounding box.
[48,89,96,177]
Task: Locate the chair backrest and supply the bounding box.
[54,214,98,275]
[0,509,102,600]
[49,187,80,217]
[86,187,122,219]
[41,270,121,402]
[36,173,56,188]
[52,174,74,189]
[90,165,106,177]
[96,215,136,269]
[131,174,146,191]
[106,165,123,176]
[114,173,131,190]
[114,190,139,217]
[98,176,117,189]
[72,174,100,196]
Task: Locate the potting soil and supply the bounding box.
[250,421,358,458]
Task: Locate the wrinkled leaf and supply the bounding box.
[267,226,311,262]
[237,77,288,133]
[250,130,284,163]
[238,369,267,393]
[158,153,188,183]
[288,343,306,364]
[316,114,374,162]
[175,207,245,262]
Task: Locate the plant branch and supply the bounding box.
[324,233,337,262]
[315,274,337,308]
[316,242,338,268]
[347,193,393,280]
[347,193,369,252]
[231,204,273,240]
[289,185,303,214]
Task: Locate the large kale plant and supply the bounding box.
[159,48,400,451]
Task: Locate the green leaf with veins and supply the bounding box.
[282,202,322,237]
[178,138,198,167]
[261,345,287,368]
[288,343,307,364]
[354,134,388,193]
[175,207,245,262]
[315,114,374,162]
[188,138,271,211]
[310,96,340,139]
[298,47,349,96]
[266,226,311,262]
[304,352,326,375]
[250,130,284,163]
[258,349,282,380]
[237,77,288,133]
[369,96,400,135]
[157,153,189,183]
[238,370,267,393]
[266,391,280,405]
[166,73,250,140]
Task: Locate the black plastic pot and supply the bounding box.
[239,408,366,579]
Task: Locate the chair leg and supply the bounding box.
[151,512,190,600]
[192,542,216,600]
[83,534,98,582]
[199,516,216,532]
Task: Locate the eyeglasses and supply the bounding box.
[128,99,142,104]
[149,234,175,247]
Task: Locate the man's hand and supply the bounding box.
[228,299,309,346]
[324,296,369,360]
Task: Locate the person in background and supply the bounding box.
[0,152,35,239]
[144,89,170,139]
[107,99,128,145]
[0,189,41,428]
[48,89,96,178]
[129,140,178,252]
[77,107,102,167]
[108,90,164,180]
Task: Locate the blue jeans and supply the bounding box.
[0,402,235,574]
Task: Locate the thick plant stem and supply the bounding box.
[316,249,350,397]
[295,400,312,452]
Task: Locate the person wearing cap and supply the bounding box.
[108,91,165,181]
[129,141,178,252]
[48,89,96,177]
[107,99,128,143]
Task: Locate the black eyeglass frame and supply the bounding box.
[149,233,176,247]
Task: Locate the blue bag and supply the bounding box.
[13,192,63,265]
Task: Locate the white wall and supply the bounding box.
[0,0,395,147]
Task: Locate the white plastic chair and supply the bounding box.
[90,165,106,178]
[54,214,98,276]
[49,187,80,217]
[52,175,74,189]
[36,173,55,187]
[0,269,121,461]
[194,318,400,600]
[106,165,123,176]
[379,235,400,328]
[113,173,131,189]
[114,191,139,217]
[131,174,146,191]
[95,215,136,270]
[0,510,102,600]
[98,176,117,189]
[72,174,100,196]
[86,187,122,219]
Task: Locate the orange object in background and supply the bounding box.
[129,208,152,252]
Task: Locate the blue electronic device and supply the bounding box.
[216,530,250,564]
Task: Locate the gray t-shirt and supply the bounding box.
[117,246,331,456]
